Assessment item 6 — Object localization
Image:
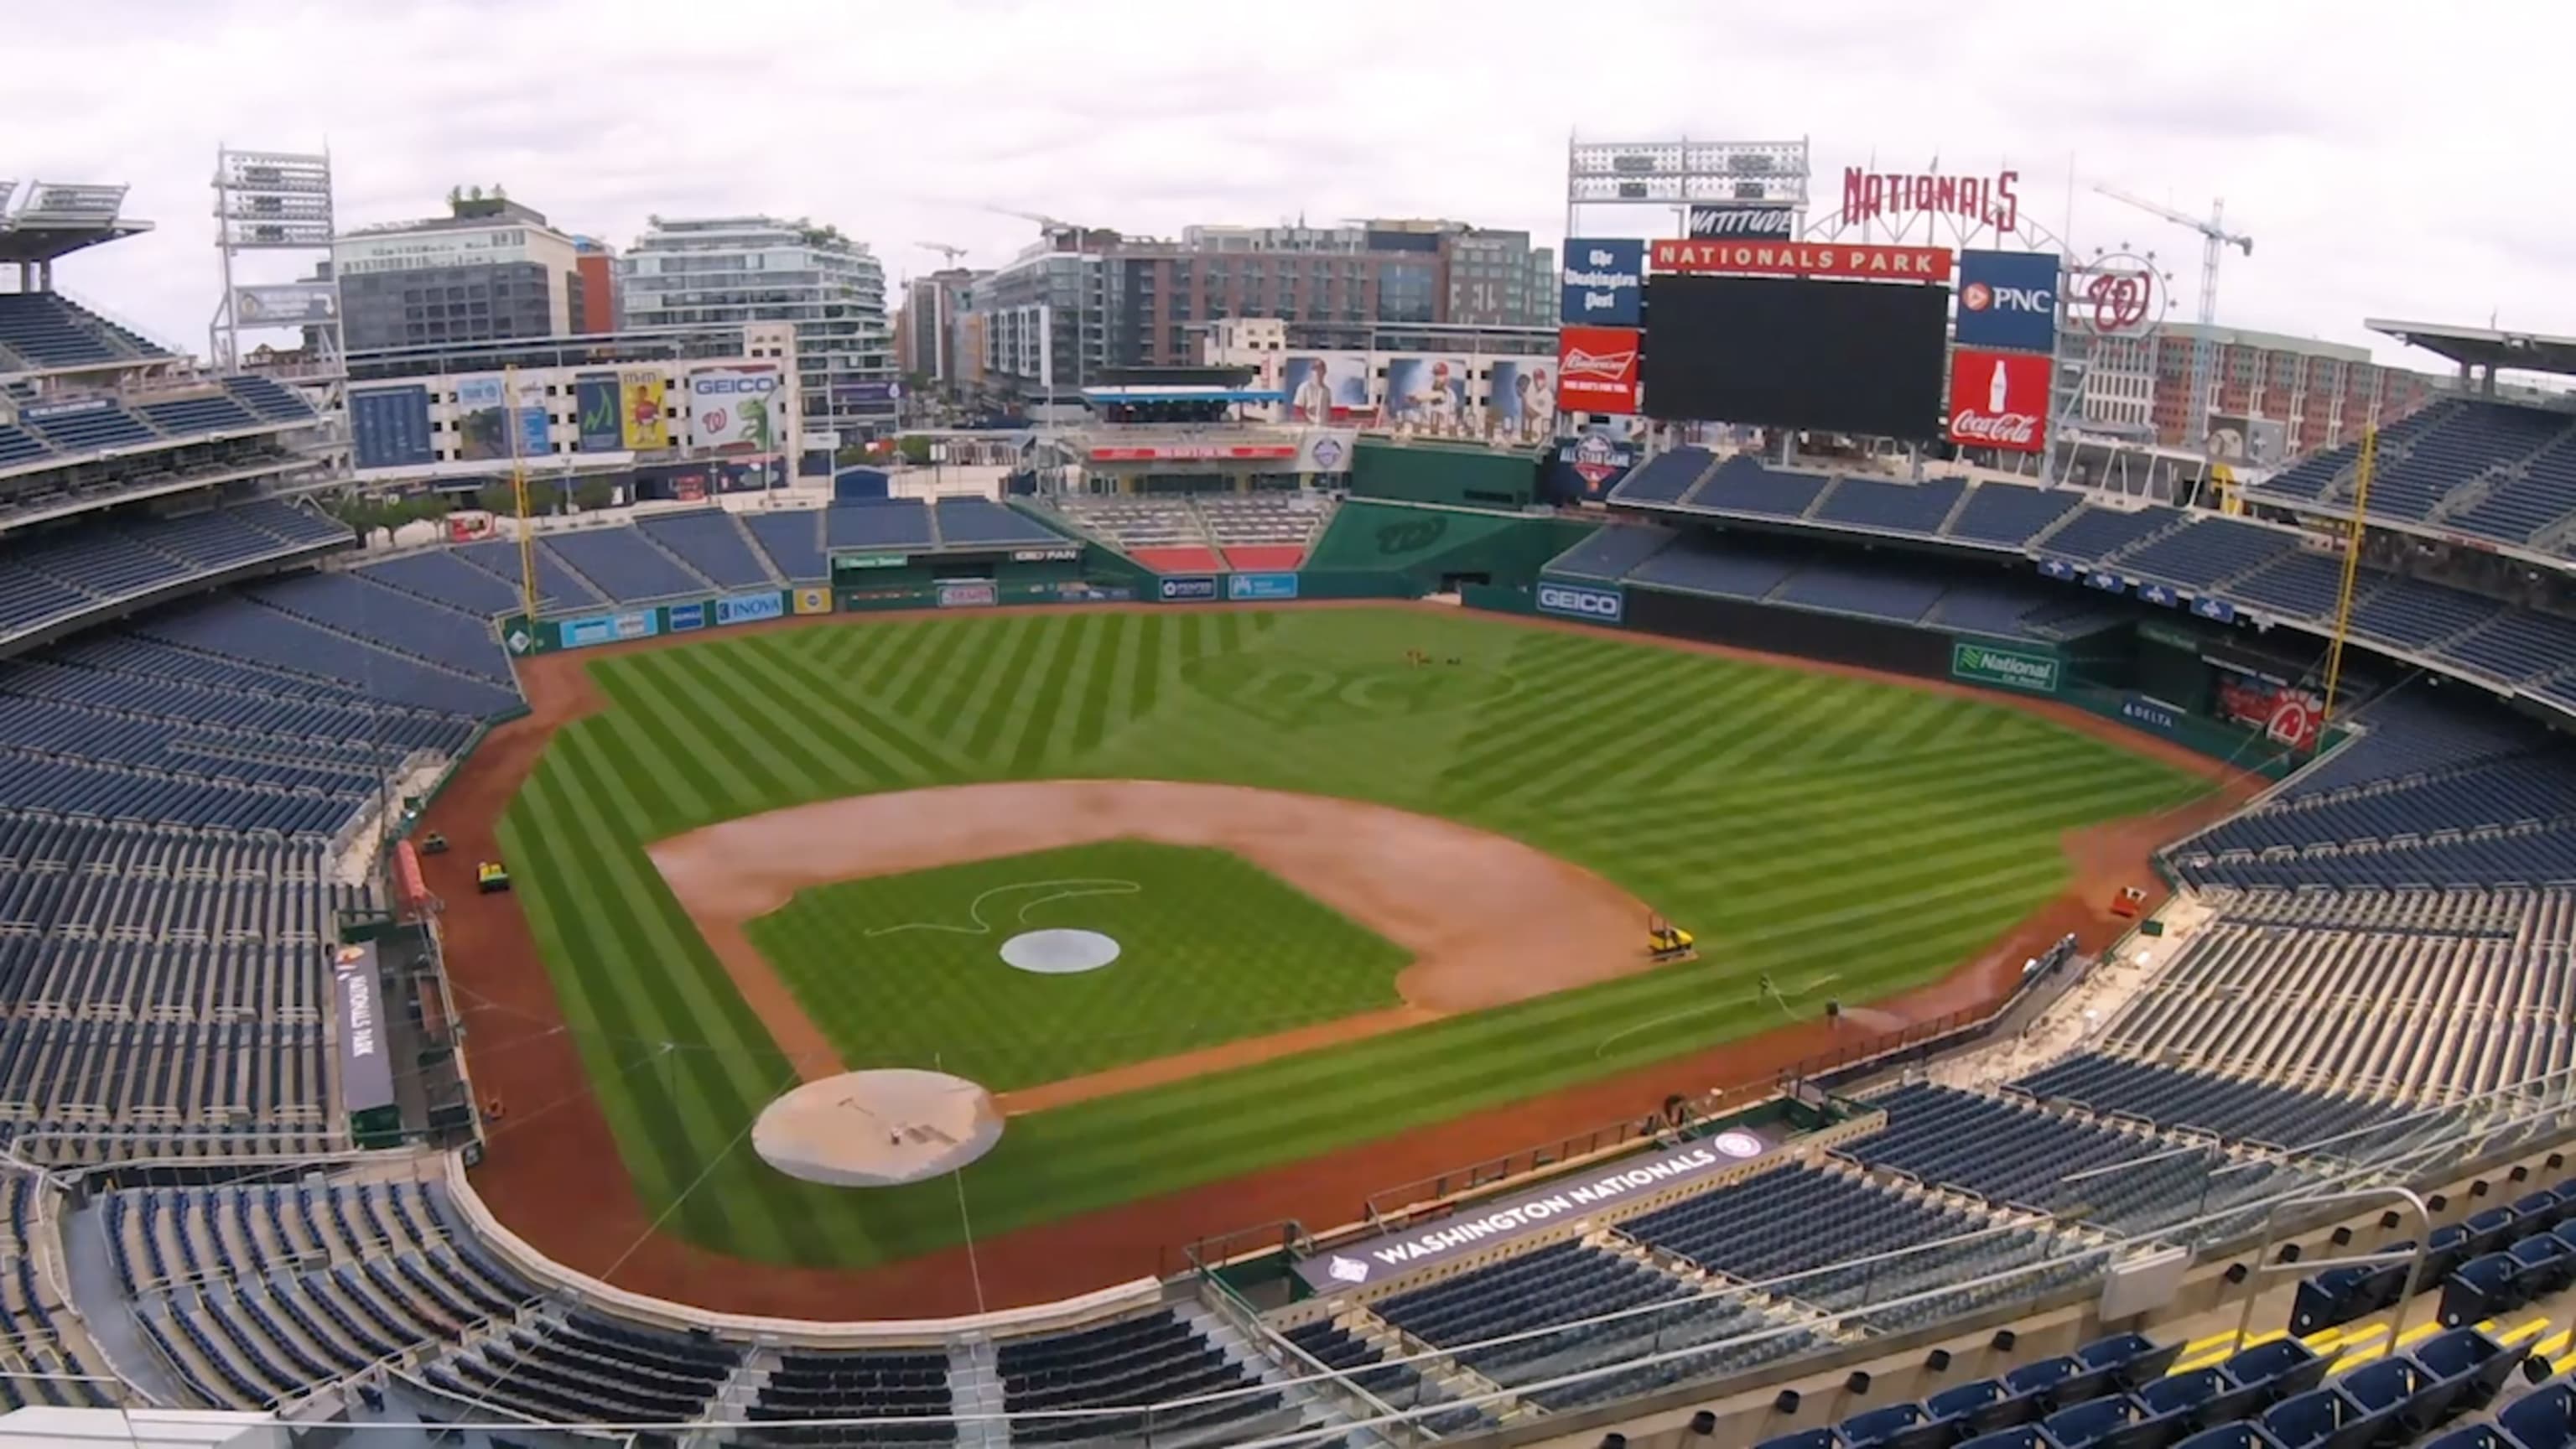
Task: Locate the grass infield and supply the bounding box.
[497,606,2209,1268]
[745,840,1410,1090]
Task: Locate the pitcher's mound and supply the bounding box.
[1000,928,1120,974]
[752,1068,1003,1187]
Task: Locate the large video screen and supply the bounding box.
[1642,274,1949,439]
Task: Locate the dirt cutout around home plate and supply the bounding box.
[647,779,1653,1114]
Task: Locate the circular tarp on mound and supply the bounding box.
[1000,928,1120,974]
[752,1068,1002,1187]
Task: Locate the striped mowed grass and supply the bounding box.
[499,606,2210,1268]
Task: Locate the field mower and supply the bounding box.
[1647,912,1696,963]
[419,832,450,855]
[476,861,512,895]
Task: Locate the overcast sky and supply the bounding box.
[5,0,2560,370]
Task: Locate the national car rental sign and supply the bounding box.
[1947,347,2052,454]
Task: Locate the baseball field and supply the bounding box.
[486,605,2214,1278]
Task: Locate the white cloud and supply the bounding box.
[5,0,2566,366]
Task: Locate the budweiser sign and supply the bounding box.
[1650,239,1953,283]
[1555,325,1640,413]
[1946,348,2051,454]
[1841,167,2022,234]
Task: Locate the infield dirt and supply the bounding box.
[418,601,2258,1319]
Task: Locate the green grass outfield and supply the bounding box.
[498,606,2212,1268]
[745,840,1411,1089]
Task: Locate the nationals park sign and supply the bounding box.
[1296,1130,1774,1291]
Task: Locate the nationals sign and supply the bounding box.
[1651,239,1953,283]
[1556,325,1641,413]
[1947,348,2052,454]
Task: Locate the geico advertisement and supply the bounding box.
[688,366,782,452]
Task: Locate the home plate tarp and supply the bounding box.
[1294,1128,1779,1292]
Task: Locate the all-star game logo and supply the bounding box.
[1570,434,1621,493]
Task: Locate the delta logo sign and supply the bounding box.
[1955,251,2062,351]
[1947,348,2054,454]
[1555,325,1640,413]
[1650,238,1952,283]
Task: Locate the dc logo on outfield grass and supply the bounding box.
[1182,651,1514,729]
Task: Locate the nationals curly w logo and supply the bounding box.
[1374,516,1448,555]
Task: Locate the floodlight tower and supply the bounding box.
[211,147,347,470]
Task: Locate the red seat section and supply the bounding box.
[1133,547,1226,574]
[1221,545,1306,572]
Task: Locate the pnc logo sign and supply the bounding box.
[1954,250,2063,351]
[1538,582,1624,623]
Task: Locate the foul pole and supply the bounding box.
[506,364,538,623]
[2320,427,2376,724]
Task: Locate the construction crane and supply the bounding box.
[914,242,969,266]
[2092,184,2254,451]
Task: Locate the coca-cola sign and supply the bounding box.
[1947,348,2052,454]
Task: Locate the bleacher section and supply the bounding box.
[540,526,708,603]
[825,499,934,552]
[0,818,361,1160]
[745,509,828,580]
[108,1178,537,1409]
[0,500,353,645]
[1545,522,1675,581]
[0,293,167,373]
[2243,399,2576,552]
[2070,890,2576,1105]
[934,496,1062,547]
[1602,533,2084,641]
[635,509,776,589]
[997,1307,1283,1444]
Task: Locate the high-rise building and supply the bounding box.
[962,216,1550,406]
[332,192,582,351]
[571,236,619,334]
[897,267,979,387]
[617,216,895,439]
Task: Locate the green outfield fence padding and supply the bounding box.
[1306,501,1593,591]
[1291,569,1421,601]
[1348,438,1544,510]
[1459,581,1541,615]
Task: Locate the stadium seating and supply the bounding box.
[1547,522,1675,581]
[449,538,600,613]
[1773,559,1950,623]
[826,498,935,551]
[2117,517,2300,589]
[636,508,776,589]
[0,293,164,371]
[541,524,708,603]
[1691,454,1829,516]
[0,1176,112,1410]
[998,1307,1284,1444]
[19,402,158,454]
[1609,447,1717,505]
[2012,1055,2397,1149]
[2075,891,2575,1103]
[1945,481,2087,548]
[137,595,520,719]
[744,1346,956,1444]
[2037,505,2184,562]
[932,496,1066,547]
[1197,491,1328,568]
[354,548,526,618]
[136,393,259,439]
[1628,533,1801,598]
[1811,475,1968,535]
[221,376,319,424]
[1279,1320,1489,1436]
[745,509,829,579]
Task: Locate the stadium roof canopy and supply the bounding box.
[2367,318,2576,378]
[0,180,150,266]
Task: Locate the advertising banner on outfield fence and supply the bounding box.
[1955,251,2061,352]
[1561,237,1645,326]
[1292,1130,1776,1291]
[836,553,909,572]
[560,610,661,649]
[575,372,623,452]
[1484,360,1555,443]
[667,601,706,632]
[1651,238,1953,283]
[1950,641,2059,693]
[689,365,782,453]
[1537,580,1624,624]
[792,585,832,615]
[514,375,550,459]
[937,580,997,609]
[453,374,510,462]
[1158,576,1219,602]
[620,368,672,450]
[718,591,785,626]
[1557,326,1641,414]
[331,943,396,1116]
[1228,572,1299,601]
[1010,547,1081,564]
[2120,695,2188,737]
[1947,348,2052,454]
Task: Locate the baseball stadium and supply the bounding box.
[0,156,2571,1449]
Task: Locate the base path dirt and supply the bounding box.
[418,600,2262,1320]
[649,780,1656,1110]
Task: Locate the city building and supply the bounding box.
[897,267,979,387]
[2075,323,2440,459]
[962,217,1558,410]
[616,216,895,444]
[571,236,618,334]
[332,191,584,352]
